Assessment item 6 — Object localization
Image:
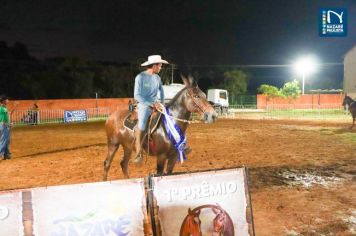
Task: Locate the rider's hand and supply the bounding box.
[153,102,163,111]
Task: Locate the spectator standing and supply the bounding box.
[0,95,11,160]
[29,103,39,125]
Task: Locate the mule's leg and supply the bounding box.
[103,142,119,181]
[120,146,132,179]
[351,115,355,129]
[166,152,179,174]
[156,154,167,176]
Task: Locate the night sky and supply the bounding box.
[1,0,355,90]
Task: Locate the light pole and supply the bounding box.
[294,56,318,95]
[94,92,99,118]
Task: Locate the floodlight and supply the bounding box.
[293,56,318,94]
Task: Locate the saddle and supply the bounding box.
[123,101,162,156]
[123,99,162,135]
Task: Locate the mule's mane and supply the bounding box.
[166,86,188,107]
[344,96,355,106]
[345,95,354,101]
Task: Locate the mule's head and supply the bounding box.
[181,75,217,124]
[186,208,202,235]
[212,206,226,233]
[342,95,352,110]
[342,95,347,107]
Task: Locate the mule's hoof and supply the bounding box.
[132,154,143,164]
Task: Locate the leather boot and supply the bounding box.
[133,129,143,163]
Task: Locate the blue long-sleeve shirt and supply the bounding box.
[134,71,165,106]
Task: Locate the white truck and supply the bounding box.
[207,89,229,114]
[159,84,229,115]
[159,83,186,104]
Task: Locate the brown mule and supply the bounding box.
[103,75,217,180]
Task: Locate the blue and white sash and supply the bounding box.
[162,107,187,163]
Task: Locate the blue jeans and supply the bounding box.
[0,124,11,159]
[137,103,152,131]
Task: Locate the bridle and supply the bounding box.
[185,87,212,116]
[155,87,213,124]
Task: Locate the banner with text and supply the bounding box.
[150,168,254,236]
[64,110,87,122]
[0,179,146,236]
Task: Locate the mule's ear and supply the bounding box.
[187,75,198,87]
[188,75,194,85]
[196,209,200,215]
[188,208,192,214]
[181,73,189,86]
[212,206,221,215]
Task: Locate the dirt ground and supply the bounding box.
[0,119,355,235]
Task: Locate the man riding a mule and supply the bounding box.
[103,65,216,180]
[133,55,191,163]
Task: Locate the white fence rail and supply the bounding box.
[11,108,111,125]
[264,103,350,121]
[10,104,351,126]
[192,103,350,121]
[265,103,343,110]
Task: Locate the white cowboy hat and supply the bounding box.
[141,55,169,66]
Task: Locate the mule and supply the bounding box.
[180,208,202,236]
[211,204,234,236]
[342,95,356,129]
[103,75,217,180]
[181,204,235,236]
[212,206,226,236]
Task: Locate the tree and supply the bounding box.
[257,84,281,100]
[280,80,301,99]
[98,64,135,98]
[55,57,96,98]
[221,70,249,103]
[258,80,302,106]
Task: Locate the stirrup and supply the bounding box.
[133,153,143,164]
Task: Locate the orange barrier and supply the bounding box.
[257,94,344,109]
[7,98,131,115]
[5,94,344,115]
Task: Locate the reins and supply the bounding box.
[154,102,201,124]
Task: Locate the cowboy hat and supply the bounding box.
[141,55,169,66]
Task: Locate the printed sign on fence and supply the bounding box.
[64,110,87,122]
[150,168,254,236]
[0,179,147,236]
